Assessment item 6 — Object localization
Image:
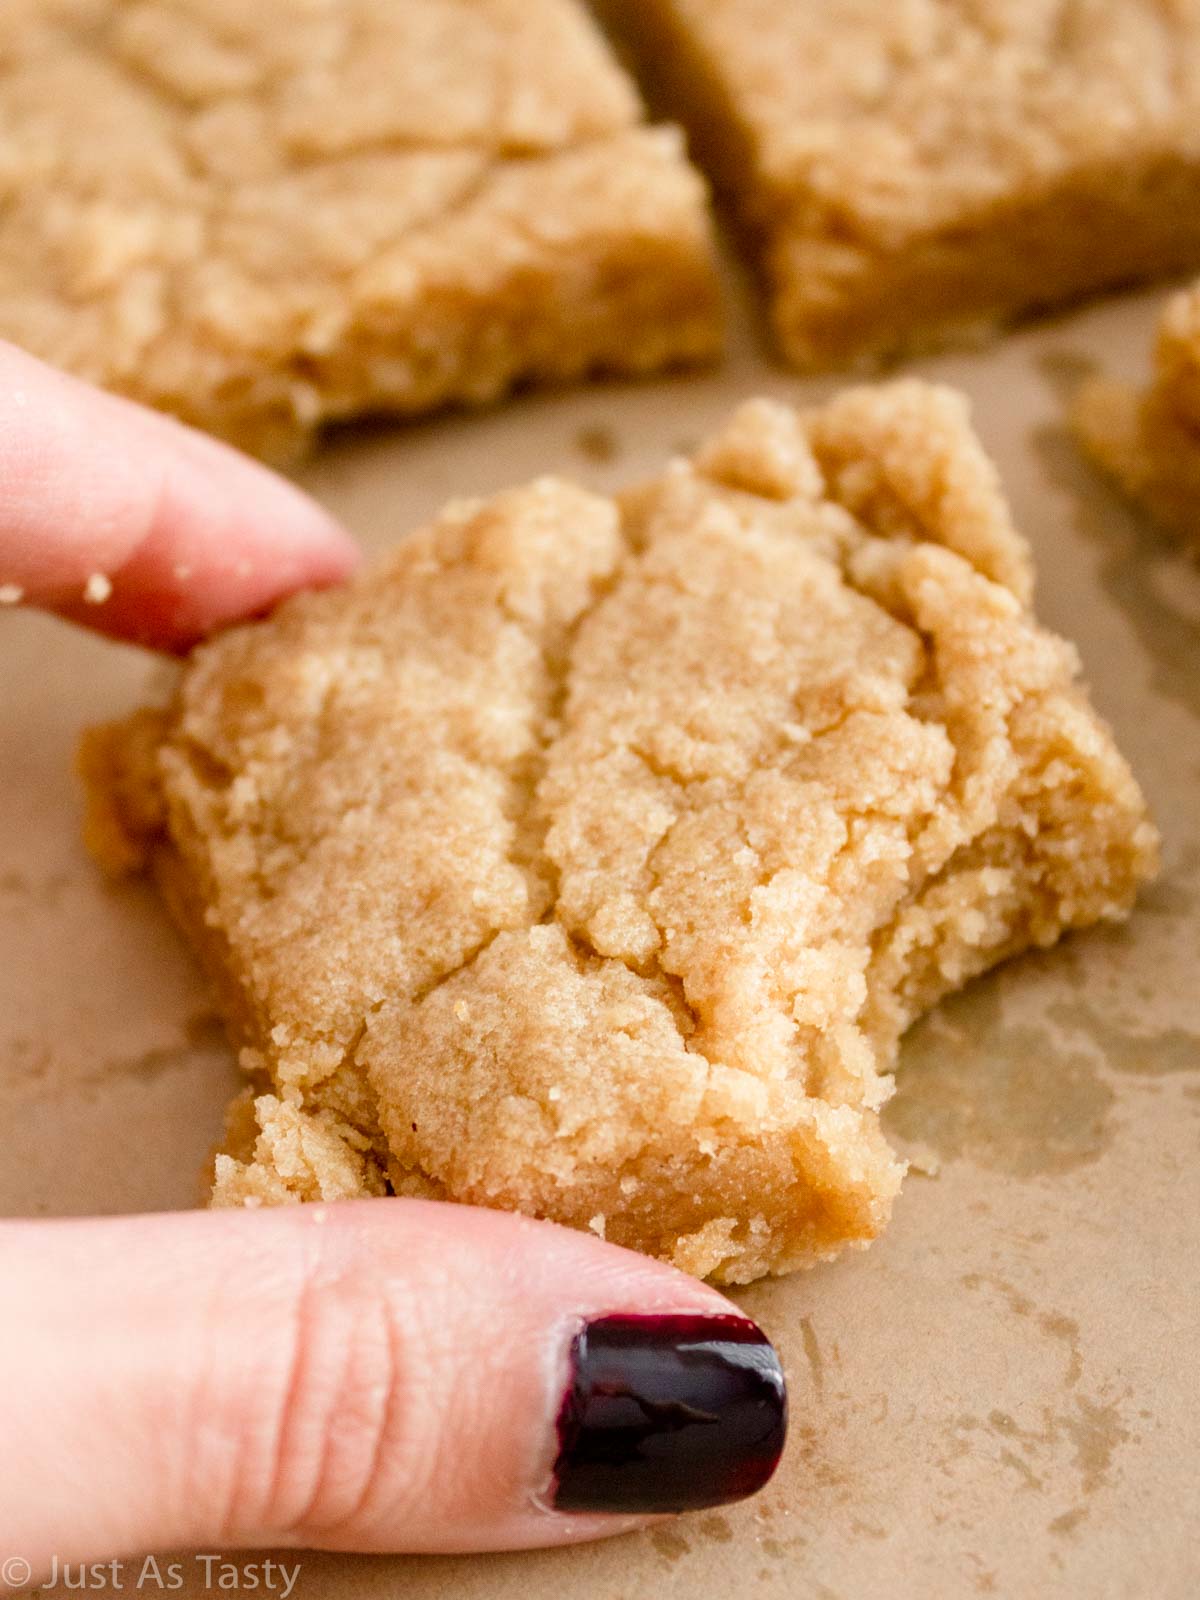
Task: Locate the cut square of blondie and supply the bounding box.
[0,0,722,458]
[601,0,1200,369]
[81,386,1157,1283]
[1074,282,1200,549]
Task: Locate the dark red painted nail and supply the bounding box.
[552,1313,787,1514]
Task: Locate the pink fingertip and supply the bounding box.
[0,343,360,651]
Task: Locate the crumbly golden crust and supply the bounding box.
[601,0,1200,369]
[1074,283,1200,549]
[83,387,1158,1282]
[0,0,721,457]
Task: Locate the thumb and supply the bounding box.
[0,1202,786,1569]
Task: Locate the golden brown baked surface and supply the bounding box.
[0,0,722,457]
[1074,282,1200,549]
[602,0,1200,369]
[81,387,1158,1283]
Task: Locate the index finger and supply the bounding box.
[0,342,359,651]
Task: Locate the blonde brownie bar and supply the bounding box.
[600,0,1200,369]
[0,0,721,459]
[1074,283,1200,550]
[81,385,1157,1283]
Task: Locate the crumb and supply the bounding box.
[902,1144,943,1179]
[83,573,112,604]
[0,583,24,604]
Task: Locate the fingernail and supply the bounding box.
[552,1313,787,1514]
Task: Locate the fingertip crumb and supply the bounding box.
[84,572,112,604]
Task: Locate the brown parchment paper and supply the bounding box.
[4,270,1198,1599]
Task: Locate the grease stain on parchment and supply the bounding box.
[995,1445,1044,1492]
[788,1422,854,1495]
[185,1008,227,1050]
[1130,870,1199,919]
[1063,1396,1132,1494]
[574,424,619,465]
[0,867,72,907]
[799,1316,825,1397]
[885,986,1114,1176]
[1048,1001,1200,1078]
[649,1527,691,1563]
[1031,414,1200,721]
[2,1028,231,1106]
[2,1037,54,1092]
[1048,1506,1088,1537]
[949,1391,1129,1507]
[849,1518,887,1541]
[1037,348,1101,404]
[648,1514,733,1566]
[698,1514,733,1544]
[961,1274,1083,1388]
[947,1271,1127,1527]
